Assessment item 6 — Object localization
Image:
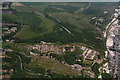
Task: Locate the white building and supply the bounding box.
[106,38,113,47]
[115,9,119,13]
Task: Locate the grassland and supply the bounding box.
[2,2,116,78]
[2,13,21,23]
[3,2,117,51]
[14,12,56,39]
[14,25,39,39]
[83,2,117,15]
[17,2,47,12]
[26,56,80,76]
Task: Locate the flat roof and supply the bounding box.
[106,38,113,47]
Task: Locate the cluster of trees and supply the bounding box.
[91,63,101,77]
[2,2,13,9]
[4,50,31,70]
[50,49,84,65]
[3,45,31,78]
[2,12,21,23]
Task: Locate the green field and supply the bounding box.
[13,12,56,39]
[2,13,21,23]
[27,56,80,76]
[14,25,39,39]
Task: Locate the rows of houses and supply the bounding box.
[81,46,98,60]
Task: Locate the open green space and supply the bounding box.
[14,25,39,39]
[13,12,56,39]
[2,13,21,23]
[26,56,80,76]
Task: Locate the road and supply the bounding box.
[26,4,75,36]
[85,2,91,10]
[104,18,117,38]
[43,13,75,36]
[17,55,23,70]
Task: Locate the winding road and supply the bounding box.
[104,18,117,38]
[17,55,23,70]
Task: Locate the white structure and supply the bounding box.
[106,38,113,47]
[114,13,118,18]
[115,9,119,13]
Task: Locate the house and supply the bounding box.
[115,9,119,13]
[106,38,113,47]
[104,11,108,14]
[30,52,36,56]
[81,46,86,51]
[62,47,66,52]
[0,75,10,79]
[0,56,5,58]
[98,18,104,23]
[71,64,82,72]
[70,46,75,52]
[56,52,63,55]
[2,11,13,14]
[5,40,10,42]
[2,2,12,9]
[114,13,118,18]
[10,27,17,32]
[3,31,11,35]
[83,71,95,78]
[2,23,18,26]
[82,48,88,56]
[87,49,92,54]
[5,39,15,43]
[4,49,13,52]
[92,17,96,20]
[40,41,46,44]
[3,27,9,30]
[86,50,96,60]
